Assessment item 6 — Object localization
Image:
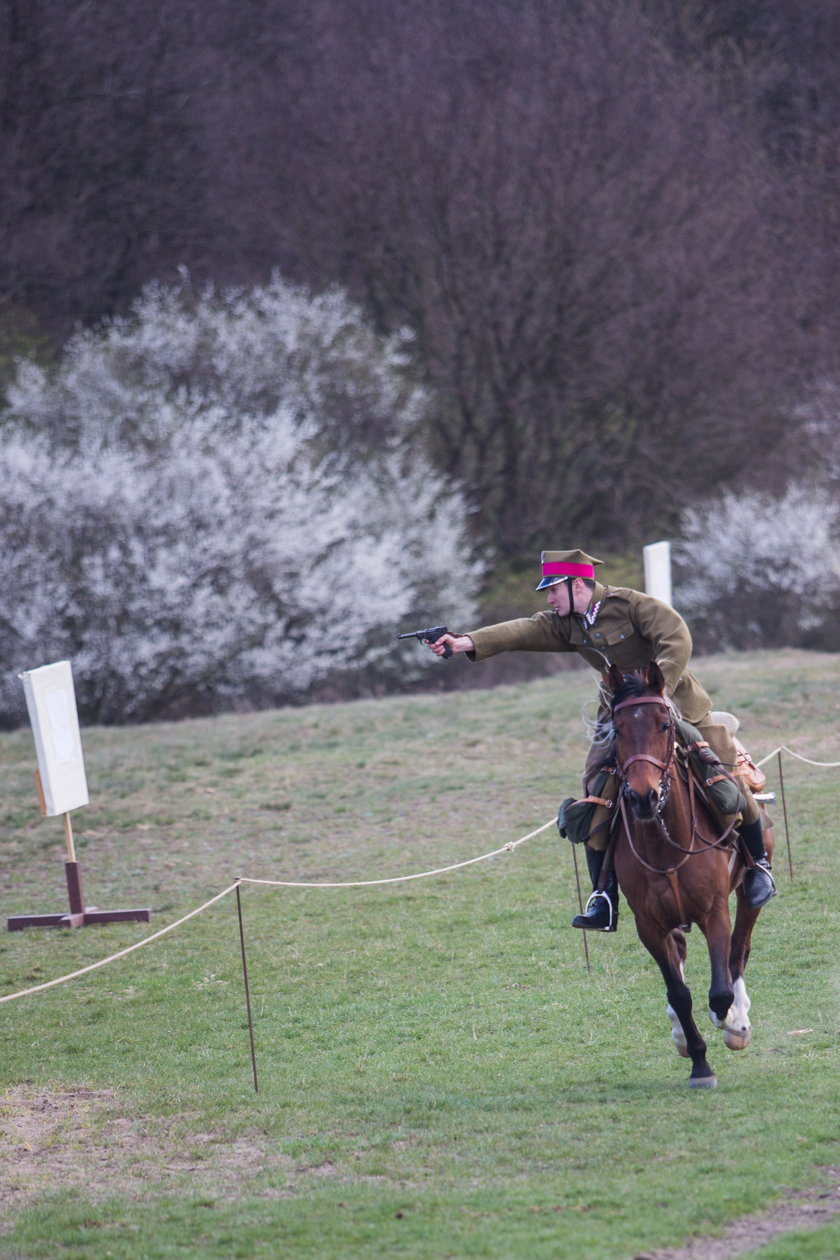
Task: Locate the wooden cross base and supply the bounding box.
[7,860,151,931]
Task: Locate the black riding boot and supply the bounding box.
[572,845,619,931]
[739,816,776,909]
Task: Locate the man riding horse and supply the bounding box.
[426,549,776,929]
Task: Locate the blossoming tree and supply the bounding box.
[0,278,484,723]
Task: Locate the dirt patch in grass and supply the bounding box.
[3,1087,840,1255]
[633,1167,840,1259]
[0,1085,293,1223]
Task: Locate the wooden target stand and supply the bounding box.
[7,770,151,931]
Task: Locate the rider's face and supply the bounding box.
[545,578,579,616]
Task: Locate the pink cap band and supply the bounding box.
[541,560,595,580]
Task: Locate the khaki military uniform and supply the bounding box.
[466,582,759,827]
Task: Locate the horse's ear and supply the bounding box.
[607,663,625,692]
[645,661,666,695]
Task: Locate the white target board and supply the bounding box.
[643,540,672,606]
[19,661,89,816]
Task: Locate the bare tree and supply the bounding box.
[233,0,802,554]
[0,0,212,337]
[3,0,839,561]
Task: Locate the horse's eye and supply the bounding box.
[660,721,670,732]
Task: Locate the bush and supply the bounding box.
[673,485,840,651]
[0,278,485,724]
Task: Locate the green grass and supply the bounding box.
[1,649,839,1258]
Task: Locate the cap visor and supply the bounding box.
[536,576,566,590]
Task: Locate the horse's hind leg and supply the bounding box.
[722,975,752,1051]
[724,891,761,1051]
[723,814,774,1050]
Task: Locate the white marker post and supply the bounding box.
[643,540,673,606]
[8,661,150,931]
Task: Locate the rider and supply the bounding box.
[427,549,776,930]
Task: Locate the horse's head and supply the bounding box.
[607,662,675,821]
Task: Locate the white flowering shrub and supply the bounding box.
[0,279,484,724]
[674,485,840,650]
[7,275,427,452]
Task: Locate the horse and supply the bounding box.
[603,661,774,1088]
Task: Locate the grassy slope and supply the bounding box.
[0,649,838,1259]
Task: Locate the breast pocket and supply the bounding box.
[604,621,634,648]
[602,621,645,669]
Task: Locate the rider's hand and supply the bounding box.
[431,633,474,656]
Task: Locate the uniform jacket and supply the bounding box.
[466,582,713,724]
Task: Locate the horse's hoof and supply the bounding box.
[688,1073,717,1089]
[724,1028,752,1051]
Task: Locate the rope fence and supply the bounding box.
[0,824,556,1006]
[0,884,240,1005]
[756,745,840,769]
[235,819,556,889]
[2,745,839,1015]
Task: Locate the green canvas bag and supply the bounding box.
[557,766,619,849]
[675,720,745,818]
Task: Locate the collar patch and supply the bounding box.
[583,600,601,628]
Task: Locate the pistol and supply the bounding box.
[397,625,452,658]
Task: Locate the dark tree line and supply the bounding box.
[3,0,840,562]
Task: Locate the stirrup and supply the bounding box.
[572,889,617,932]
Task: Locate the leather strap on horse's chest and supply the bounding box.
[665,866,687,927]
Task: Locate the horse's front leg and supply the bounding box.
[665,929,689,1057]
[700,903,735,1030]
[636,921,717,1088]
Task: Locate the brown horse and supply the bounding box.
[604,661,773,1088]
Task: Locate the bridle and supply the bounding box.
[612,693,676,811]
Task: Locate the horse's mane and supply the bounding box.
[610,670,660,710]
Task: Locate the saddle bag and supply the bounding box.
[557,766,619,850]
[735,741,766,793]
[675,720,746,819]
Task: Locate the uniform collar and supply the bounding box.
[581,581,606,626]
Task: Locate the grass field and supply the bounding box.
[1,649,839,1259]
